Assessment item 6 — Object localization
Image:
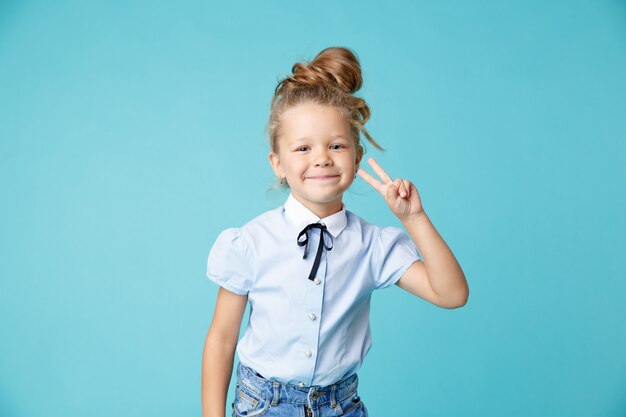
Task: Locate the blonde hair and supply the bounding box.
[267,47,383,157]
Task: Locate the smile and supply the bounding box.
[306,175,340,181]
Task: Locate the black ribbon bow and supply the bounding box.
[297,222,334,281]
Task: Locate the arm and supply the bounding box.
[396,212,468,309]
[358,157,469,309]
[201,287,248,417]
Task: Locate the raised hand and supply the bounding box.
[357,157,424,221]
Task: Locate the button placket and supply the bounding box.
[299,245,327,387]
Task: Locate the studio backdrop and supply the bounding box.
[1,1,625,416]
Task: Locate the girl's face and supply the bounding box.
[269,102,363,217]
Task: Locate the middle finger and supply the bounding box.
[367,158,393,184]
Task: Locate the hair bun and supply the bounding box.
[269,46,384,157]
[287,47,363,94]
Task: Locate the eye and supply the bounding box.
[330,144,345,150]
[296,146,309,152]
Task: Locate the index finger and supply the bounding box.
[357,168,385,194]
[367,158,393,184]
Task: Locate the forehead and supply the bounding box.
[280,103,350,142]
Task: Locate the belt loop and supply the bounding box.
[330,383,337,408]
[271,381,280,406]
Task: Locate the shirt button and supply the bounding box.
[313,277,321,285]
[298,382,305,388]
[305,350,312,357]
[308,313,316,321]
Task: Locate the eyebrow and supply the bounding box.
[292,135,349,143]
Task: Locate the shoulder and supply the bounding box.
[345,210,410,246]
[345,210,386,236]
[346,210,373,229]
[216,206,284,250]
[239,205,283,234]
[210,207,281,260]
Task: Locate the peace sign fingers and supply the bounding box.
[357,157,395,196]
[357,157,425,221]
[367,157,394,184]
[357,167,385,195]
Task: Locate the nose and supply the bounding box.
[313,149,332,167]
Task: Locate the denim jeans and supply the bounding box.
[231,362,369,417]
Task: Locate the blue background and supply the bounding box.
[1,1,625,416]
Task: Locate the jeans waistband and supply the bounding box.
[236,362,359,408]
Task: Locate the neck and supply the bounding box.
[293,194,343,219]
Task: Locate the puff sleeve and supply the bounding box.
[206,228,255,295]
[371,226,421,290]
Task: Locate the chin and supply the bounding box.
[302,192,344,204]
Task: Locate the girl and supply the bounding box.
[201,47,468,417]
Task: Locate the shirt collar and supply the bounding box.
[284,193,348,238]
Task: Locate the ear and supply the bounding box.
[268,151,284,179]
[354,145,364,171]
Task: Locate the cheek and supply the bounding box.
[345,152,358,167]
[284,159,305,174]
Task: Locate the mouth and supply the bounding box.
[306,175,341,181]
